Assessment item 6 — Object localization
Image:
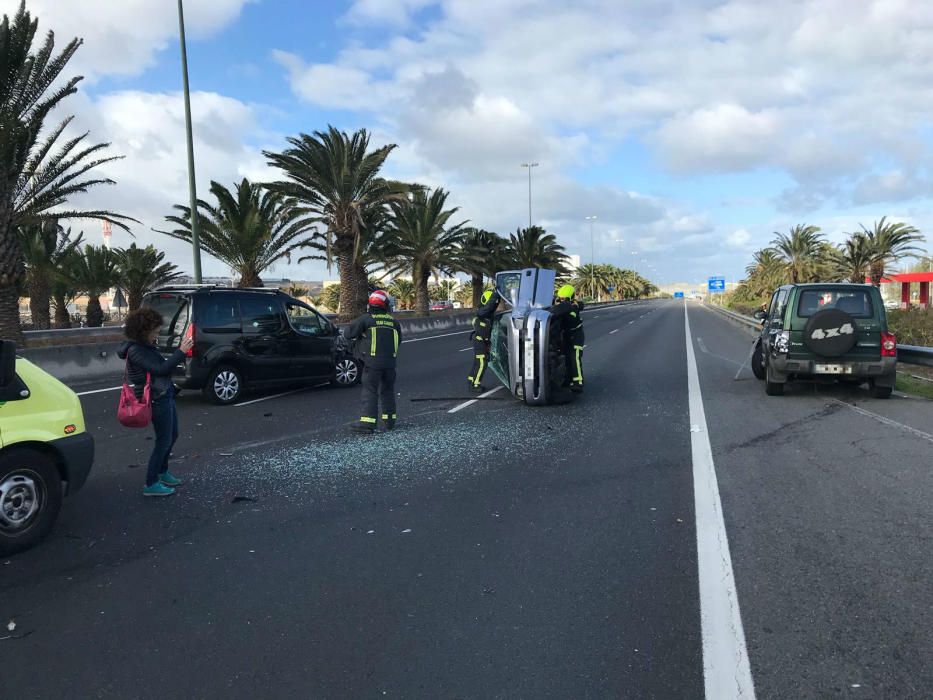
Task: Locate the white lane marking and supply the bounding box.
[234,382,329,407]
[402,330,469,343]
[447,385,504,414]
[76,385,122,396]
[828,398,933,445]
[609,329,619,334]
[459,346,473,352]
[684,300,756,699]
[628,321,635,325]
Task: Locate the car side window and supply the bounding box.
[200,298,241,331]
[241,298,284,334]
[768,290,788,327]
[285,302,325,335]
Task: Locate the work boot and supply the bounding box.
[570,383,584,394]
[349,422,376,434]
[470,384,484,394]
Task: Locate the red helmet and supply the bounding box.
[368,290,389,309]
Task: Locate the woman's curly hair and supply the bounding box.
[124,307,164,343]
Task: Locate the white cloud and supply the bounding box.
[0,0,255,80]
[726,228,753,249]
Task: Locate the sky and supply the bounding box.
[6,0,933,287]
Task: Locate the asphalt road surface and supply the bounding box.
[3,300,931,699]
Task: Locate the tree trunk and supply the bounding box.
[86,296,104,327]
[238,269,262,287]
[336,253,368,322]
[471,272,483,308]
[27,276,51,330]
[128,290,143,312]
[53,294,72,328]
[869,261,884,287]
[0,283,24,345]
[414,264,431,315]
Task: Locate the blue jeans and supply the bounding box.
[147,395,178,486]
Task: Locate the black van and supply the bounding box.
[142,286,361,405]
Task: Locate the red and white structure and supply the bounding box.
[102,220,112,250]
[877,272,933,309]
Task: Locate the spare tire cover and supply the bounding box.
[802,308,858,357]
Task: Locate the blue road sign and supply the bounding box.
[607,284,615,292]
[674,291,684,298]
[708,276,726,292]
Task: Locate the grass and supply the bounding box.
[896,372,933,400]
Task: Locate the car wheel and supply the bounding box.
[332,357,361,387]
[764,362,784,396]
[204,365,243,405]
[751,341,766,380]
[0,449,63,556]
[870,381,893,399]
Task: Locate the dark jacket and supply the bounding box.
[550,299,585,345]
[345,310,403,370]
[472,293,500,342]
[117,341,184,400]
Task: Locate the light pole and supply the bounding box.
[178,0,202,283]
[521,162,538,229]
[585,215,597,267]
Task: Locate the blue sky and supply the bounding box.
[7,0,932,287]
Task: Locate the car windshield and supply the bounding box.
[797,289,874,318]
[286,302,324,334]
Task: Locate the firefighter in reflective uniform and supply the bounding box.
[468,289,499,392]
[550,284,585,392]
[346,290,403,433]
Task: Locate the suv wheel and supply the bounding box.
[0,449,63,556]
[333,357,361,387]
[205,365,243,405]
[751,341,766,380]
[764,362,784,396]
[870,381,893,399]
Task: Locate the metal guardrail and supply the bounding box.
[704,303,933,368]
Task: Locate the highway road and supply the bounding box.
[3,300,931,698]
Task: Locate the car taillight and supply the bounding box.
[881,331,897,357]
[184,323,195,357]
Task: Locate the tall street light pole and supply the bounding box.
[178,0,202,283]
[585,215,597,267]
[521,162,538,229]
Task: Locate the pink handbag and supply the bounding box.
[117,359,151,428]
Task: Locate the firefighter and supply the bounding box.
[550,284,585,392]
[468,288,500,392]
[346,290,403,433]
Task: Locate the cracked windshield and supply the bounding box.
[2,1,932,697]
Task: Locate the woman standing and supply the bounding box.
[117,307,194,497]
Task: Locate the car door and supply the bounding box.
[763,289,788,355]
[284,301,334,378]
[238,296,292,382]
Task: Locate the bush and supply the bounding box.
[887,307,933,346]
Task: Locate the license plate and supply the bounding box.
[814,364,852,374]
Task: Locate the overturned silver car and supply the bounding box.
[488,268,577,405]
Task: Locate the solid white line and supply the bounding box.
[447,385,504,414]
[628,321,635,325]
[684,299,756,699]
[828,398,933,445]
[233,383,328,407]
[76,385,122,396]
[402,330,469,343]
[459,346,473,352]
[609,329,619,334]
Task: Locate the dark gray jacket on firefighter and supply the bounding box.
[471,292,500,342]
[345,310,403,369]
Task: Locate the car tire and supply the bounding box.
[870,381,893,399]
[204,365,244,405]
[751,341,766,380]
[765,362,784,396]
[332,357,361,387]
[0,449,63,556]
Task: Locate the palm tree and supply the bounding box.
[387,278,415,310]
[572,263,612,301]
[69,244,117,327]
[505,226,569,271]
[162,178,311,287]
[286,285,309,300]
[320,283,341,313]
[113,243,180,311]
[455,281,474,307]
[51,246,81,328]
[386,188,468,315]
[859,217,925,286]
[264,126,409,320]
[744,248,785,297]
[771,224,824,284]
[0,4,134,341]
[456,228,507,308]
[835,233,872,283]
[18,220,82,329]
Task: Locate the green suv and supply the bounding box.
[751,284,897,398]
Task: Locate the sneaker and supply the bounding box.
[143,482,176,497]
[160,471,182,487]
